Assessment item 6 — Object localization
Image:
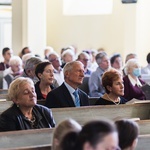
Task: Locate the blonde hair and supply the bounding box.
[52,119,81,150]
[8,77,34,101]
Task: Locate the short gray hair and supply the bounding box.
[63,61,83,75]
[9,56,22,66]
[95,52,107,65]
[8,77,34,101]
[24,57,42,70]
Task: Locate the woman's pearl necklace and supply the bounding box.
[106,94,120,105]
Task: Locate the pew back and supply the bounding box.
[52,103,150,125]
[0,128,53,149]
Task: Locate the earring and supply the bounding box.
[17,104,19,107]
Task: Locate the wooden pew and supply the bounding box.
[136,134,150,150]
[0,128,53,149]
[0,89,8,94]
[137,120,150,135]
[0,94,8,99]
[0,124,149,150]
[0,100,12,113]
[52,103,150,125]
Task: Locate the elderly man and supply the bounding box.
[48,52,64,86]
[21,57,42,84]
[45,61,89,108]
[77,52,92,77]
[89,52,110,97]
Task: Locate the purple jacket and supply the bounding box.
[123,76,146,101]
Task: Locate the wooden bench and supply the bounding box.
[136,134,150,150]
[137,120,150,135]
[0,89,8,94]
[51,103,150,125]
[0,124,149,150]
[0,128,53,149]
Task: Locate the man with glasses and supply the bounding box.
[77,52,92,77]
[48,52,64,86]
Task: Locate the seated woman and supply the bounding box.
[60,120,119,150]
[123,58,146,101]
[0,77,55,132]
[115,119,139,150]
[35,61,56,100]
[95,68,127,105]
[52,119,81,150]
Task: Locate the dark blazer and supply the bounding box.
[0,104,55,132]
[35,81,55,100]
[0,62,9,71]
[45,83,89,108]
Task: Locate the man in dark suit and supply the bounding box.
[45,61,89,108]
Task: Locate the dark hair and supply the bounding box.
[59,131,79,150]
[95,51,107,65]
[102,69,122,94]
[79,120,116,149]
[60,120,116,150]
[35,61,52,79]
[21,47,29,55]
[2,47,10,55]
[110,54,121,65]
[115,119,139,149]
[146,53,150,64]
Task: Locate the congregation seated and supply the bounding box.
[35,61,56,100]
[60,120,119,150]
[0,77,55,132]
[45,61,89,108]
[88,51,110,97]
[123,58,146,101]
[115,119,139,150]
[52,119,81,150]
[95,68,127,105]
[0,47,13,71]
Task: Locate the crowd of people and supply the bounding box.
[0,46,149,149]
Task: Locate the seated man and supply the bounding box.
[45,61,89,108]
[0,47,13,71]
[89,52,110,97]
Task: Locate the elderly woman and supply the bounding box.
[35,61,56,100]
[3,56,23,89]
[0,77,55,131]
[95,68,127,105]
[123,58,146,101]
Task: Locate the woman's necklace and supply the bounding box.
[106,94,120,105]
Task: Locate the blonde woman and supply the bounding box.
[52,119,81,150]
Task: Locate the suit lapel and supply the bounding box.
[61,83,75,107]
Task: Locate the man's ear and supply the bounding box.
[26,69,32,76]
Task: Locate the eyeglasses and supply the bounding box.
[49,57,60,62]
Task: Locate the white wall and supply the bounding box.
[46,0,149,66]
